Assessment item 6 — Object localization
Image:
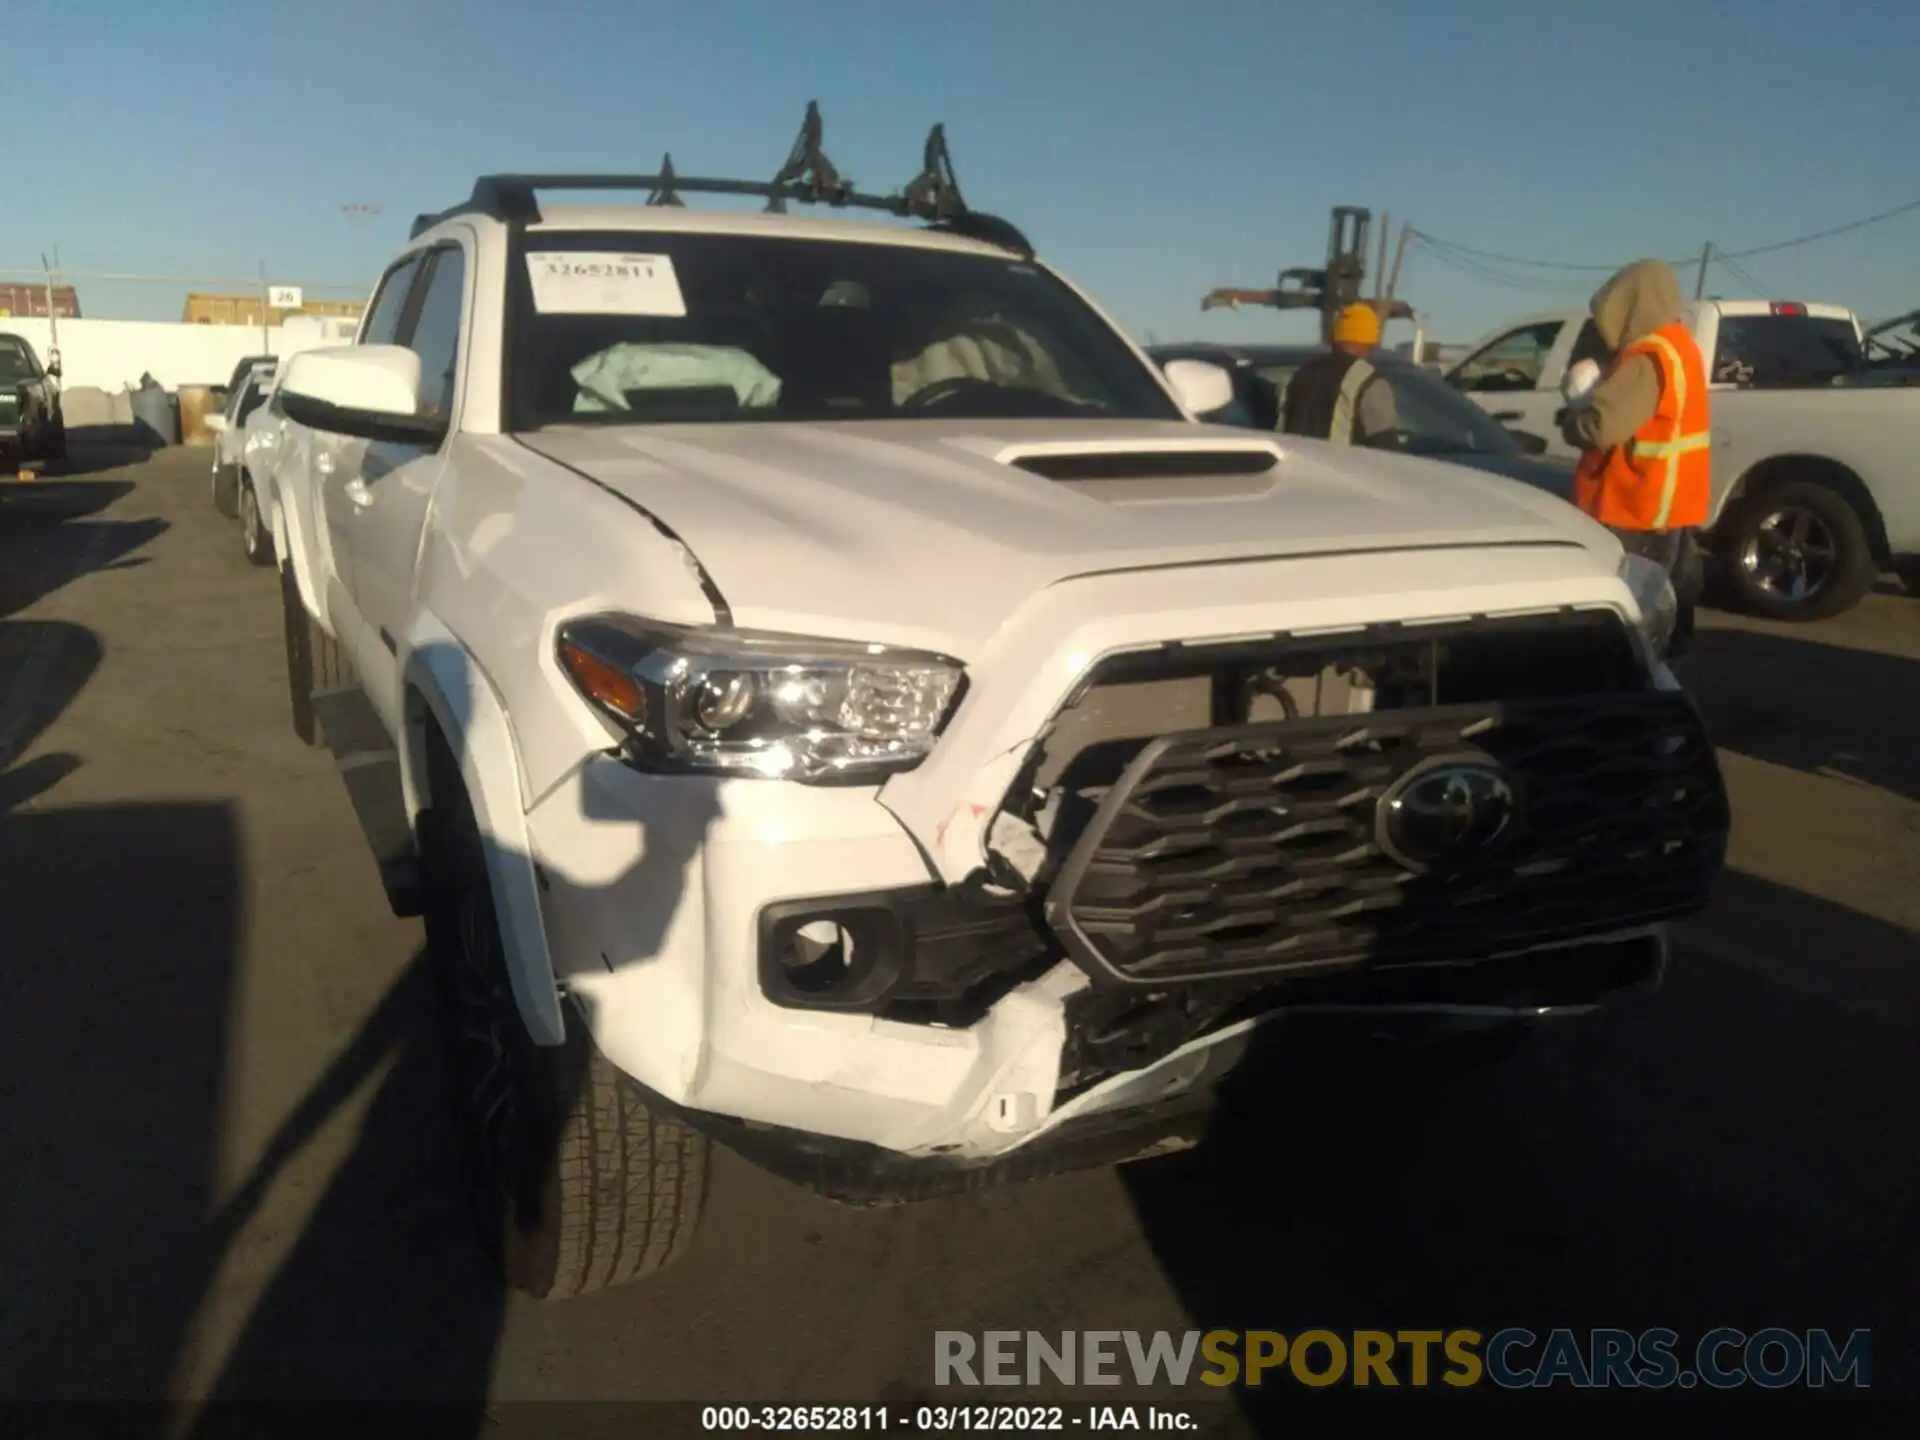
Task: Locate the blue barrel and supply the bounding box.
[130,385,179,446]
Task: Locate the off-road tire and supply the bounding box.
[1716,479,1876,622]
[239,477,274,567]
[418,729,709,1298]
[45,417,66,462]
[280,561,350,746]
[212,460,240,519]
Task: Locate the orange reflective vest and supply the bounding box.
[1573,322,1711,530]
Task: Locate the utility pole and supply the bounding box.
[1384,222,1411,306]
[1694,241,1713,301]
[1374,211,1390,306]
[40,250,59,353]
[258,259,271,352]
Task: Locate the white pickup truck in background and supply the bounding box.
[1445,300,1920,620]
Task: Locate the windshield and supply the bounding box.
[1254,360,1520,456]
[0,338,42,386]
[506,231,1182,428]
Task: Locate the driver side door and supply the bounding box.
[1447,320,1568,453]
[315,251,424,665]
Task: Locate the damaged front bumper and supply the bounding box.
[531,545,1729,1185]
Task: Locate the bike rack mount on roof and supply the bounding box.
[408,100,1032,256]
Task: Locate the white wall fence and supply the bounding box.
[1,315,360,394]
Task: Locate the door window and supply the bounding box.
[360,255,425,346]
[1451,322,1564,393]
[234,376,272,426]
[400,247,467,422]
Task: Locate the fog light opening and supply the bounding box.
[782,918,856,994]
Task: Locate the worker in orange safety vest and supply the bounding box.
[1559,258,1710,655]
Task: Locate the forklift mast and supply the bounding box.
[1201,204,1412,341]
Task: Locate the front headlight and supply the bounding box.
[556,618,965,782]
[1618,551,1678,660]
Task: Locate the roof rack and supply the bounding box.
[408,100,1033,256]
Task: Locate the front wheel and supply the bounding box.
[212,460,240,518]
[419,734,710,1298]
[239,478,274,567]
[1716,480,1876,622]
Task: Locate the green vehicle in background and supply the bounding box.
[0,331,66,468]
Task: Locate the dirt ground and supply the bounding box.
[2,446,1914,1422]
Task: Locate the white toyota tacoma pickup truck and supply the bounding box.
[262,110,1730,1299]
[1447,299,1920,620]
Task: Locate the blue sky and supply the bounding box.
[5,0,1914,344]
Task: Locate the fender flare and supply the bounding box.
[1711,453,1891,562]
[268,475,324,626]
[401,609,567,1047]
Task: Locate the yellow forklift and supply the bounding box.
[1201,205,1413,339]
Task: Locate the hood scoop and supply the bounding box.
[997,440,1282,504]
[1004,446,1278,481]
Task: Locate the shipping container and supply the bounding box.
[0,282,81,319]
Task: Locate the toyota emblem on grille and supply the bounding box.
[1376,754,1522,872]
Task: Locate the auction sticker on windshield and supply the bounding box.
[527,252,687,317]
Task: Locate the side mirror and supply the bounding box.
[204,414,229,434]
[278,344,443,446]
[1161,358,1237,417]
[1507,428,1548,456]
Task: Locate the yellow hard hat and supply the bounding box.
[1332,303,1382,348]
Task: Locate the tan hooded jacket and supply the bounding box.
[1559,259,1683,453]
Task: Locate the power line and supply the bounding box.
[0,266,369,290]
[1409,193,1920,273]
[1409,237,1599,295]
[1714,252,1772,297]
[1411,231,1685,273]
[1721,196,1920,259]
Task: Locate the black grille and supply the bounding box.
[1043,693,1728,987]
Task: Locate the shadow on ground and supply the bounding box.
[0,480,160,626]
[185,950,510,1412]
[0,663,513,1415]
[1121,867,1917,1419]
[1690,625,1919,801]
[1,635,708,1414]
[0,794,246,1399]
[47,428,165,477]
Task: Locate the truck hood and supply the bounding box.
[1433,448,1579,503]
[517,419,1611,654]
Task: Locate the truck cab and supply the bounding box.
[1446,300,1863,461]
